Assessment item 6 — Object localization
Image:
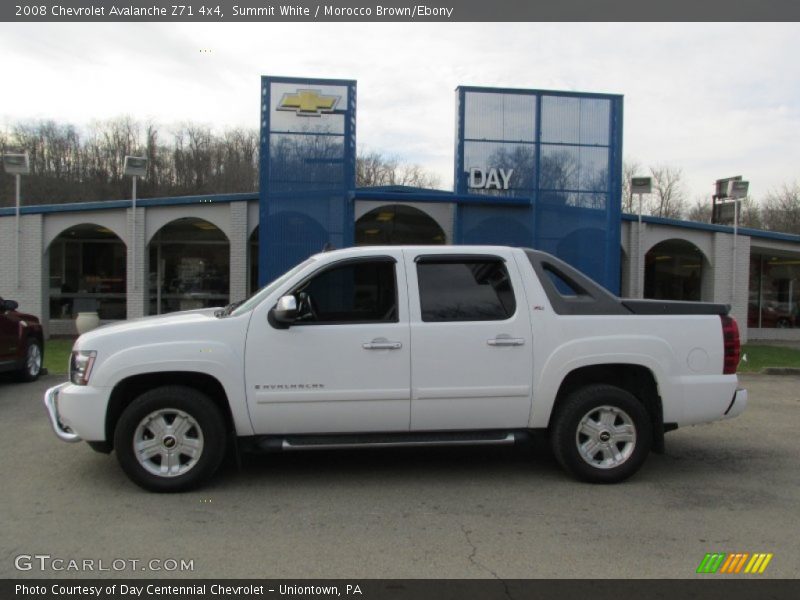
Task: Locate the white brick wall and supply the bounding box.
[0,216,15,297]
[229,202,248,303]
[126,206,147,320]
[0,213,45,334]
[622,220,646,298]
[621,221,751,343]
[2,205,799,346]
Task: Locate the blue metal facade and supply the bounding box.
[258,77,622,292]
[259,76,357,285]
[455,86,623,293]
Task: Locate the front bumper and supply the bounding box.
[723,388,748,420]
[44,383,81,442]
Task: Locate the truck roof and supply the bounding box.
[312,245,524,258]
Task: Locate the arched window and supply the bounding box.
[644,239,706,301]
[48,224,127,320]
[148,218,229,314]
[356,204,446,246]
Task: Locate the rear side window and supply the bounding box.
[524,249,630,316]
[544,265,585,297]
[417,259,515,322]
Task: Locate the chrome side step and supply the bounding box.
[275,431,519,452]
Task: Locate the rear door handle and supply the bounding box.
[487,337,525,347]
[363,338,403,350]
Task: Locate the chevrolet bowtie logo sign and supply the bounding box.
[277,89,340,116]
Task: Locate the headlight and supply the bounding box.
[70,351,97,385]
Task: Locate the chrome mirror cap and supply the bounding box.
[271,295,299,327]
[276,295,297,313]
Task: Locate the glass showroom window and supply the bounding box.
[355,205,446,246]
[148,218,230,315]
[748,253,800,329]
[48,224,127,320]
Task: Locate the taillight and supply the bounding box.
[721,315,740,375]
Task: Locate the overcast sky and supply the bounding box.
[1,22,798,203]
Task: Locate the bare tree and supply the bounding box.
[395,163,441,188]
[738,196,763,230]
[219,128,258,191]
[622,159,688,218]
[0,117,261,206]
[356,150,440,189]
[685,195,712,223]
[685,191,764,229]
[648,164,686,218]
[2,119,445,207]
[762,183,800,234]
[357,151,397,187]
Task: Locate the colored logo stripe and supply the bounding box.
[744,553,773,574]
[719,553,749,573]
[697,553,726,573]
[697,552,773,574]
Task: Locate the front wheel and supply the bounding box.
[550,384,652,483]
[114,386,227,492]
[17,338,42,382]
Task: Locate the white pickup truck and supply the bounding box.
[44,246,746,492]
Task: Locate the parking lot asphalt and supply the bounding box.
[1,373,798,579]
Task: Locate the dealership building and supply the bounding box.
[2,76,800,342]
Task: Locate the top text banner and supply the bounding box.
[3,0,800,22]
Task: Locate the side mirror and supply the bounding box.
[269,295,298,328]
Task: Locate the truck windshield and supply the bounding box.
[227,257,318,317]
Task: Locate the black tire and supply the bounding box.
[114,386,227,492]
[550,384,652,483]
[16,338,43,382]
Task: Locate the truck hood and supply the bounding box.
[71,307,252,389]
[74,308,223,351]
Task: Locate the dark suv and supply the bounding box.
[0,297,44,381]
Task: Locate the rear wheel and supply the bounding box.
[17,338,42,382]
[114,386,227,492]
[551,384,652,483]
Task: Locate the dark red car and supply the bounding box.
[0,297,44,381]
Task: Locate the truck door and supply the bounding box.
[405,250,534,431]
[244,251,411,434]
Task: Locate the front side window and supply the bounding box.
[417,259,515,322]
[291,259,397,324]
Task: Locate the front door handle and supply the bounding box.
[363,337,403,350]
[487,336,525,347]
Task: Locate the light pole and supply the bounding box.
[2,152,30,289]
[123,156,148,291]
[631,177,652,298]
[727,180,749,308]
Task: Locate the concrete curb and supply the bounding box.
[760,367,800,375]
